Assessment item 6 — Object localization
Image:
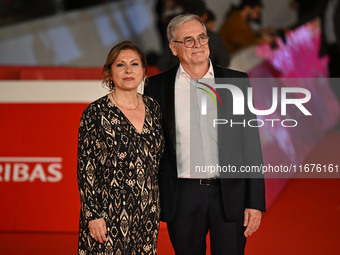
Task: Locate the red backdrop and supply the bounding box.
[0,103,87,231]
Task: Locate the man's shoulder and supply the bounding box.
[147,65,178,93]
[213,64,248,78]
[228,9,242,21]
[149,65,178,82]
[145,65,178,97]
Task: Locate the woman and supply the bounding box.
[77,41,164,254]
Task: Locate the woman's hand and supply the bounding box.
[89,218,107,244]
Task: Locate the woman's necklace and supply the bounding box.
[111,93,139,111]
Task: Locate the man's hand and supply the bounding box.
[89,218,107,244]
[243,208,262,237]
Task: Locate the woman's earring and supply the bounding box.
[138,77,145,94]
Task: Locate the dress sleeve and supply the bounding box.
[77,105,103,221]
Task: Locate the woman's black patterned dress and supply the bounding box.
[77,94,164,255]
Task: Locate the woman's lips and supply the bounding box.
[123,77,134,81]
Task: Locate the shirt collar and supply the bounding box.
[176,59,214,80]
[204,59,214,79]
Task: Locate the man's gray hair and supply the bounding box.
[166,14,207,42]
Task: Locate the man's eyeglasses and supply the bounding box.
[173,35,210,48]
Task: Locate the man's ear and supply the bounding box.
[169,42,178,56]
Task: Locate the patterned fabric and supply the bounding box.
[77,94,164,255]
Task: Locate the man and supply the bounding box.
[157,0,230,71]
[183,0,230,68]
[145,14,265,255]
[219,0,273,54]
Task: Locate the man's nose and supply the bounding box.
[193,38,201,48]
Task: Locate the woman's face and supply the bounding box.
[111,49,144,92]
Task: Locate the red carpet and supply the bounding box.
[1,131,340,254]
[246,130,340,255]
[246,178,340,255]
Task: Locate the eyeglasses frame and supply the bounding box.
[172,35,210,48]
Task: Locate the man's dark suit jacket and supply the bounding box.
[145,64,266,222]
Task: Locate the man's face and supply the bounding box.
[169,20,210,66]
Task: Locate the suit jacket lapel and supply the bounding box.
[213,64,227,120]
[165,65,179,152]
[213,65,228,167]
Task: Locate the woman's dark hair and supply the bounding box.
[102,41,147,91]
